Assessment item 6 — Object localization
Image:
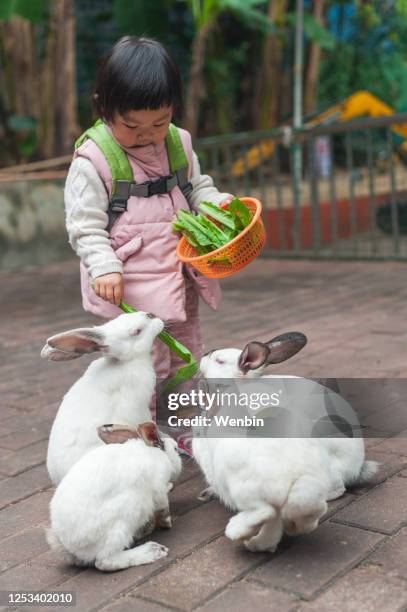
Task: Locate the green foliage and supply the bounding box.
[219,0,274,34]
[303,12,336,49]
[113,0,175,41]
[184,0,273,33]
[285,12,336,50]
[396,0,407,20]
[185,0,219,29]
[204,29,249,133]
[7,115,36,130]
[0,1,12,19]
[319,1,407,112]
[7,115,38,157]
[356,2,381,28]
[0,0,47,22]
[18,130,37,156]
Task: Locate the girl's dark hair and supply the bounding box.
[93,36,183,121]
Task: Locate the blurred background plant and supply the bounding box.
[0,0,78,164]
[1,0,407,166]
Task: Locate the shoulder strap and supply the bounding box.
[166,123,193,201]
[75,120,134,231]
[166,123,188,172]
[74,119,133,187]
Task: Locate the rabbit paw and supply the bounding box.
[243,519,282,553]
[326,485,346,501]
[140,542,169,562]
[225,515,256,541]
[244,537,278,553]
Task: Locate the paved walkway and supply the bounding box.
[0,256,407,611]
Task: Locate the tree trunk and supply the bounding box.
[45,0,80,156]
[0,0,79,161]
[304,0,326,116]
[41,13,56,158]
[184,19,215,138]
[0,17,40,118]
[253,0,288,129]
[0,17,41,163]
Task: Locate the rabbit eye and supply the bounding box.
[131,328,143,336]
[215,358,225,365]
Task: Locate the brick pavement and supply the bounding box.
[0,256,407,611]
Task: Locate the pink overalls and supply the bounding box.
[74,127,221,426]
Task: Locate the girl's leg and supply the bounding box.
[167,285,203,454]
[149,336,171,421]
[169,285,203,375]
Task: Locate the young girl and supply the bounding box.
[64,36,232,452]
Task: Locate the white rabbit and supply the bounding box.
[194,436,331,553]
[47,421,182,572]
[198,333,377,497]
[192,332,377,553]
[42,311,164,485]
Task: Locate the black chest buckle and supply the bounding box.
[146,174,173,196]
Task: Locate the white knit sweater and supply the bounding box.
[64,152,232,280]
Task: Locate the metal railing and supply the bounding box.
[2,115,407,261]
[196,113,407,260]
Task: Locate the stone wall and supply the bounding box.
[0,180,74,269]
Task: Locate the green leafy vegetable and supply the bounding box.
[228,197,252,228]
[175,210,214,247]
[173,197,252,259]
[199,201,237,231]
[197,215,230,247]
[208,255,231,264]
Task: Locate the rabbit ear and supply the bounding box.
[238,342,270,373]
[138,422,164,450]
[41,344,80,361]
[265,332,307,364]
[41,328,106,361]
[97,424,140,444]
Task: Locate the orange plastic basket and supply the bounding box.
[176,197,266,279]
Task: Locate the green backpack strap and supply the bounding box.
[75,118,133,196]
[166,123,193,200]
[75,119,135,230]
[166,123,188,172]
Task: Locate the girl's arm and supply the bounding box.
[64,157,123,279]
[188,151,233,212]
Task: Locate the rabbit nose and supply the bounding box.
[146,313,156,319]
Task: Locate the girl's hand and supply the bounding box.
[92,273,124,306]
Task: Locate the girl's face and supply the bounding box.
[108,106,173,148]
